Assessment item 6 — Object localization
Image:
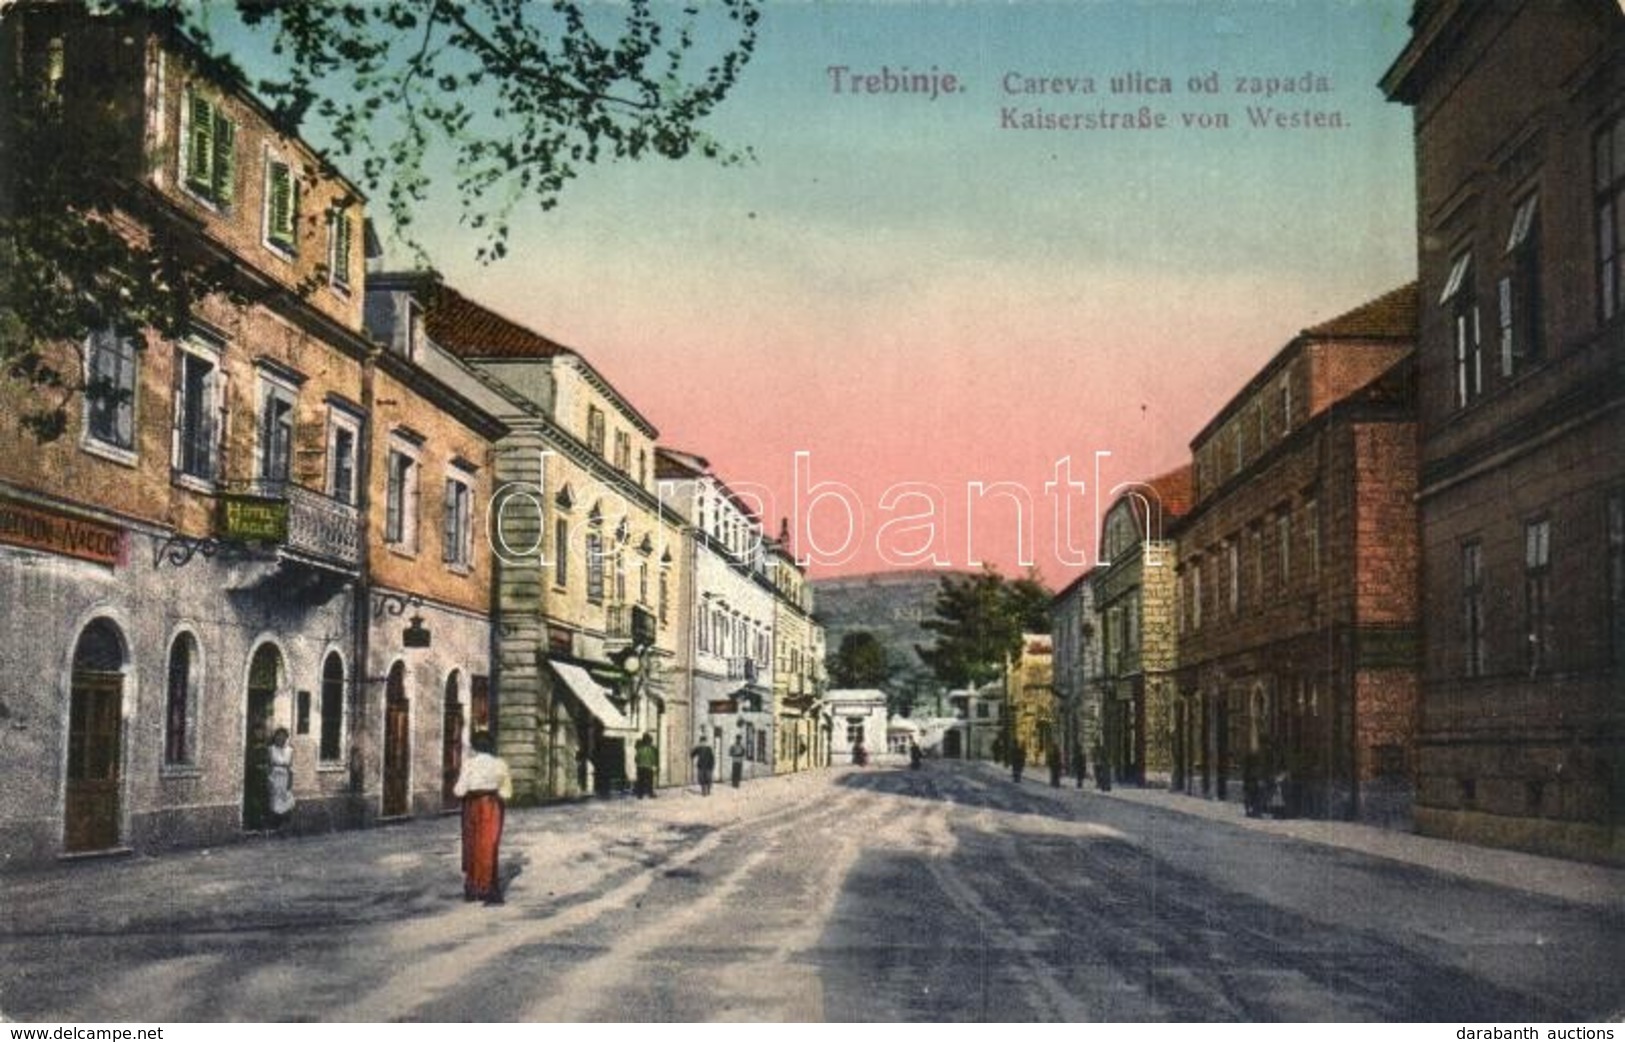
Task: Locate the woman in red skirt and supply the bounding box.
[453,731,513,905]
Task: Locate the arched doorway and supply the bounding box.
[65,619,127,853]
[382,661,410,817]
[442,670,464,810]
[242,643,284,830]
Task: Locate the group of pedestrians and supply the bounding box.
[1009,741,1112,791]
[689,735,748,794]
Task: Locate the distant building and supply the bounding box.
[946,683,1003,760]
[1004,633,1055,768]
[658,448,777,780]
[1051,568,1102,779]
[1383,0,1625,860]
[1094,467,1193,787]
[1173,285,1418,823]
[826,689,887,766]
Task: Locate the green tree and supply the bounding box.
[827,631,892,690]
[917,566,1052,690]
[1,0,759,439]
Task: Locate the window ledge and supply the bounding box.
[386,543,419,561]
[159,765,202,780]
[262,239,298,263]
[445,560,472,577]
[81,438,138,469]
[317,761,347,773]
[171,471,218,496]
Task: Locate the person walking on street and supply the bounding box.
[453,731,512,906]
[1072,744,1087,789]
[1011,742,1026,783]
[634,733,659,798]
[1048,743,1063,788]
[691,736,716,795]
[729,735,747,788]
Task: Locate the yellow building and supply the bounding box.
[1005,634,1056,768]
[770,531,825,772]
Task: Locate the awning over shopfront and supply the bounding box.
[550,661,634,733]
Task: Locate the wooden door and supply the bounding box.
[442,682,464,811]
[65,675,122,852]
[383,664,410,817]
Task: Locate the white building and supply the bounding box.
[657,449,777,780]
[826,689,888,766]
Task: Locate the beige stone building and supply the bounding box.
[0,6,504,862]
[769,531,826,772]
[1005,633,1055,769]
[368,274,687,803]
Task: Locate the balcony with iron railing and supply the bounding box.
[727,657,759,683]
[217,480,361,572]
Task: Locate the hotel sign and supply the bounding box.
[219,494,288,543]
[0,496,123,566]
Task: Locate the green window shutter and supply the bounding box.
[211,113,235,205]
[268,162,293,246]
[186,92,214,189]
[331,211,352,288]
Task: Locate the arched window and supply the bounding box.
[164,633,198,766]
[319,652,344,762]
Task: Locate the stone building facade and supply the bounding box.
[369,274,686,804]
[1172,285,1419,823]
[1050,569,1103,779]
[770,533,827,773]
[1382,0,1625,861]
[1092,467,1191,787]
[0,7,497,864]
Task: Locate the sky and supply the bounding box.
[229,0,1420,583]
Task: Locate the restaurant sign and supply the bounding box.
[219,494,288,543]
[0,496,123,566]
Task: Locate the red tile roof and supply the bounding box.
[419,281,573,360]
[1303,282,1418,340]
[1145,463,1195,521]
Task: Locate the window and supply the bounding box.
[1525,518,1551,674]
[326,410,359,505]
[1305,499,1320,577]
[658,570,670,625]
[1280,379,1292,437]
[1227,539,1240,614]
[614,430,632,472]
[1277,511,1292,588]
[1463,540,1485,678]
[1191,559,1203,630]
[1232,424,1244,476]
[1596,112,1624,322]
[1609,493,1624,665]
[443,475,473,568]
[586,532,604,603]
[257,377,297,485]
[639,561,649,605]
[183,90,236,206]
[1441,250,1482,408]
[385,446,420,551]
[263,158,299,255]
[295,690,311,735]
[846,718,865,746]
[1250,524,1264,605]
[319,652,344,762]
[1499,193,1542,376]
[587,405,606,455]
[976,701,990,719]
[638,449,647,488]
[84,326,137,455]
[173,339,221,483]
[554,518,569,587]
[328,208,354,292]
[164,633,197,767]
